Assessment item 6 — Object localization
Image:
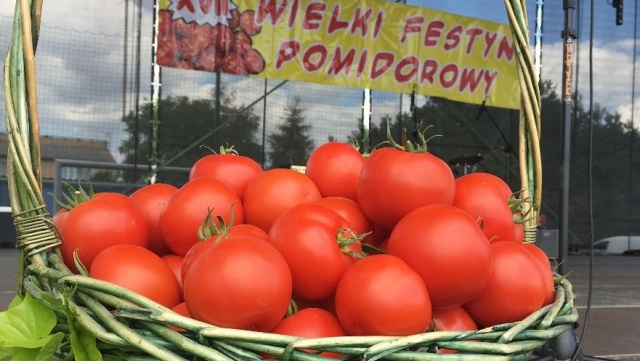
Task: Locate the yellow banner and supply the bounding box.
[157,0,520,109]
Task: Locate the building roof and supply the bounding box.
[0,133,116,163]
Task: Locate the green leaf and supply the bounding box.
[69,322,102,361]
[0,293,56,348]
[34,332,64,361]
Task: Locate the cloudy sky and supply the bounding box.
[0,1,638,162]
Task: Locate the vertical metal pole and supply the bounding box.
[262,79,268,168]
[214,70,222,150]
[149,0,162,184]
[362,89,372,153]
[559,0,577,276]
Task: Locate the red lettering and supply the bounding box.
[257,0,288,25]
[276,40,300,69]
[465,28,483,54]
[372,52,395,79]
[444,25,462,51]
[373,11,383,39]
[401,15,424,44]
[303,44,327,72]
[328,5,349,34]
[357,49,369,78]
[177,0,195,13]
[424,20,444,47]
[304,2,326,30]
[328,47,356,75]
[484,31,497,58]
[420,59,438,84]
[497,36,515,61]
[288,0,300,27]
[440,63,458,89]
[395,56,419,83]
[458,68,484,93]
[351,8,372,36]
[484,70,499,95]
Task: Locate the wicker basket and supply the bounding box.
[3,1,577,360]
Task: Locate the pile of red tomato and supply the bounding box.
[52,142,555,347]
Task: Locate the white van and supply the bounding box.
[593,236,640,255]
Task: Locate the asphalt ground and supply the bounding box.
[0,245,638,360]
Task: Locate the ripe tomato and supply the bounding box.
[160,177,243,256]
[305,142,365,201]
[169,302,191,332]
[453,174,516,243]
[316,196,374,245]
[455,172,513,201]
[183,235,292,332]
[357,147,455,230]
[243,168,322,232]
[227,223,269,241]
[387,204,492,309]
[189,151,263,200]
[463,242,545,327]
[522,243,556,305]
[432,306,477,332]
[432,306,478,354]
[161,254,184,298]
[129,183,179,256]
[90,244,181,308]
[271,308,346,359]
[55,192,150,273]
[334,254,432,336]
[268,203,361,301]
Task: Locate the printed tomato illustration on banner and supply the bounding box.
[157,0,265,75]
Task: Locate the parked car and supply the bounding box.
[593,236,640,255]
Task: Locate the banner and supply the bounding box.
[157,0,520,109]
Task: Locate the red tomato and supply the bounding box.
[243,169,322,232]
[387,204,492,309]
[189,152,263,200]
[169,302,191,332]
[432,306,477,332]
[334,254,432,336]
[316,197,374,245]
[455,172,513,201]
[55,192,150,273]
[513,222,525,243]
[130,183,179,256]
[268,203,361,301]
[522,243,556,305]
[357,147,455,230]
[453,174,516,243]
[305,142,365,201]
[183,235,292,332]
[227,223,268,241]
[432,307,478,354]
[161,254,184,298]
[181,224,268,284]
[90,244,181,308]
[463,242,545,327]
[160,177,243,256]
[271,308,346,359]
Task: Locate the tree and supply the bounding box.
[119,91,262,185]
[267,96,315,168]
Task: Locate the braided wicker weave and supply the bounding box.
[3,0,576,360]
